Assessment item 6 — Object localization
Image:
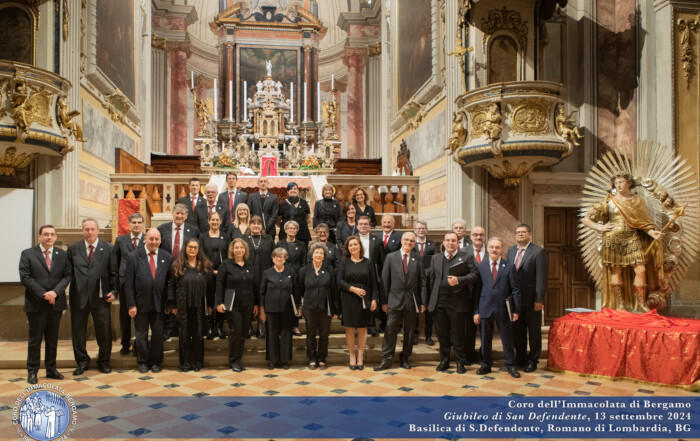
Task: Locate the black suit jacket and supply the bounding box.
[19,246,72,312]
[247,192,279,236]
[111,233,145,290]
[474,258,521,319]
[67,239,116,310]
[124,248,173,313]
[426,250,480,313]
[378,230,402,257]
[381,250,426,311]
[157,222,200,255]
[415,239,438,257]
[217,189,248,224]
[507,243,548,307]
[177,194,206,227]
[195,201,231,235]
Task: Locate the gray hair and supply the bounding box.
[284,220,300,231]
[487,237,504,247]
[271,247,289,259]
[204,182,219,192]
[451,219,467,229]
[81,218,99,228]
[414,220,428,229]
[173,203,189,213]
[308,242,328,260]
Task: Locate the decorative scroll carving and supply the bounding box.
[678,18,698,88]
[102,90,130,123]
[483,160,541,187]
[481,7,528,51]
[63,0,69,41]
[366,41,381,57]
[0,146,37,176]
[27,86,53,127]
[400,101,426,130]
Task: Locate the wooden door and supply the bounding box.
[544,207,595,323]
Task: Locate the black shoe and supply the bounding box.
[179,367,190,373]
[373,360,392,371]
[138,364,149,374]
[98,364,112,374]
[411,333,418,346]
[27,372,38,384]
[436,359,450,371]
[308,362,317,370]
[232,363,243,373]
[194,367,200,372]
[507,367,521,378]
[282,363,290,370]
[46,370,64,380]
[399,357,411,370]
[267,362,275,370]
[257,328,266,339]
[217,328,227,340]
[293,327,302,336]
[206,331,215,340]
[368,328,378,337]
[357,364,364,371]
[151,365,162,373]
[318,362,327,370]
[524,362,537,373]
[456,362,466,374]
[425,336,435,346]
[476,366,491,375]
[349,363,356,371]
[72,365,87,376]
[120,346,130,355]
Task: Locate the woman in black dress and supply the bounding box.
[168,238,213,372]
[228,203,251,241]
[335,202,358,248]
[299,243,340,369]
[276,220,307,336]
[337,236,378,370]
[244,215,274,338]
[259,248,301,369]
[216,238,258,372]
[313,184,341,243]
[201,211,229,340]
[278,182,312,246]
[352,187,376,228]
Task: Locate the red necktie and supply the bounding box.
[383,233,389,248]
[229,193,234,222]
[475,248,481,264]
[173,227,181,259]
[402,253,408,274]
[515,248,525,270]
[419,243,425,256]
[192,196,196,211]
[261,192,266,199]
[208,205,214,215]
[132,237,138,249]
[88,244,94,265]
[492,261,498,282]
[149,252,157,278]
[44,250,51,270]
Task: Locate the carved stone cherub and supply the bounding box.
[447,111,467,154]
[57,94,86,142]
[483,103,503,157]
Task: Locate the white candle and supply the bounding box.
[303,82,308,122]
[191,72,194,89]
[243,81,247,121]
[228,80,233,120]
[331,74,334,90]
[290,82,294,123]
[317,82,321,122]
[213,79,218,121]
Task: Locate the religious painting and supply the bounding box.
[488,35,519,84]
[95,0,135,103]
[397,0,433,110]
[0,5,34,65]
[238,47,299,122]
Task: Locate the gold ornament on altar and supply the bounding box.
[194,95,214,136]
[321,95,338,138]
[578,141,700,313]
[57,94,86,142]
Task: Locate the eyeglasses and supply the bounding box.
[186,245,199,250]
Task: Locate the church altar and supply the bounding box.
[547,309,700,390]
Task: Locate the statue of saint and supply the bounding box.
[266,59,272,77]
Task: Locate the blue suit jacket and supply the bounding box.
[474,258,521,320]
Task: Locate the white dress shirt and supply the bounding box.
[359,233,371,259]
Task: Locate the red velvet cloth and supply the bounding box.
[118,199,141,236]
[260,157,278,176]
[547,308,700,388]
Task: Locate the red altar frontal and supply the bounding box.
[547,309,700,390]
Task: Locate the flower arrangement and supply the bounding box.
[299,156,321,170]
[214,152,237,169]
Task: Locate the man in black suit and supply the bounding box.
[247,176,279,238]
[67,219,116,375]
[357,215,383,336]
[111,213,145,355]
[378,214,402,257]
[426,232,480,374]
[125,228,173,373]
[413,220,438,345]
[507,224,548,373]
[177,177,206,226]
[19,225,72,384]
[374,232,425,371]
[474,237,521,378]
[196,182,230,234]
[157,203,199,338]
[451,219,472,250]
[460,224,486,363]
[217,172,247,225]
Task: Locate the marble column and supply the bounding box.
[168,45,190,155]
[380,0,391,175]
[304,46,312,121]
[343,48,367,158]
[366,54,381,158]
[151,41,168,153]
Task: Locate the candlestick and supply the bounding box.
[191,72,194,90]
[290,82,294,123]
[213,79,218,121]
[331,74,334,90]
[317,82,321,122]
[228,80,233,120]
[243,81,247,121]
[303,82,308,122]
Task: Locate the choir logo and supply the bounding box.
[12,384,77,441]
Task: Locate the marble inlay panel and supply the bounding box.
[82,101,136,165]
[406,110,446,169]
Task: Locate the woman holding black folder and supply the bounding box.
[337,236,378,370]
[216,238,258,372]
[298,243,340,369]
[259,248,301,369]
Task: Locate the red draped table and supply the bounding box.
[547,308,700,389]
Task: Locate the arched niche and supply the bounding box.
[0,3,37,65]
[487,32,522,84]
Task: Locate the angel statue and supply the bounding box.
[446,111,467,154]
[322,98,337,132]
[11,82,34,132]
[57,94,86,142]
[194,97,213,133]
[483,102,502,157]
[578,142,700,314]
[555,105,583,157]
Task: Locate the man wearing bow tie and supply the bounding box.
[19,225,72,384]
[374,232,426,371]
[507,224,548,373]
[125,228,173,374]
[67,219,116,376]
[111,213,145,355]
[474,237,521,378]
